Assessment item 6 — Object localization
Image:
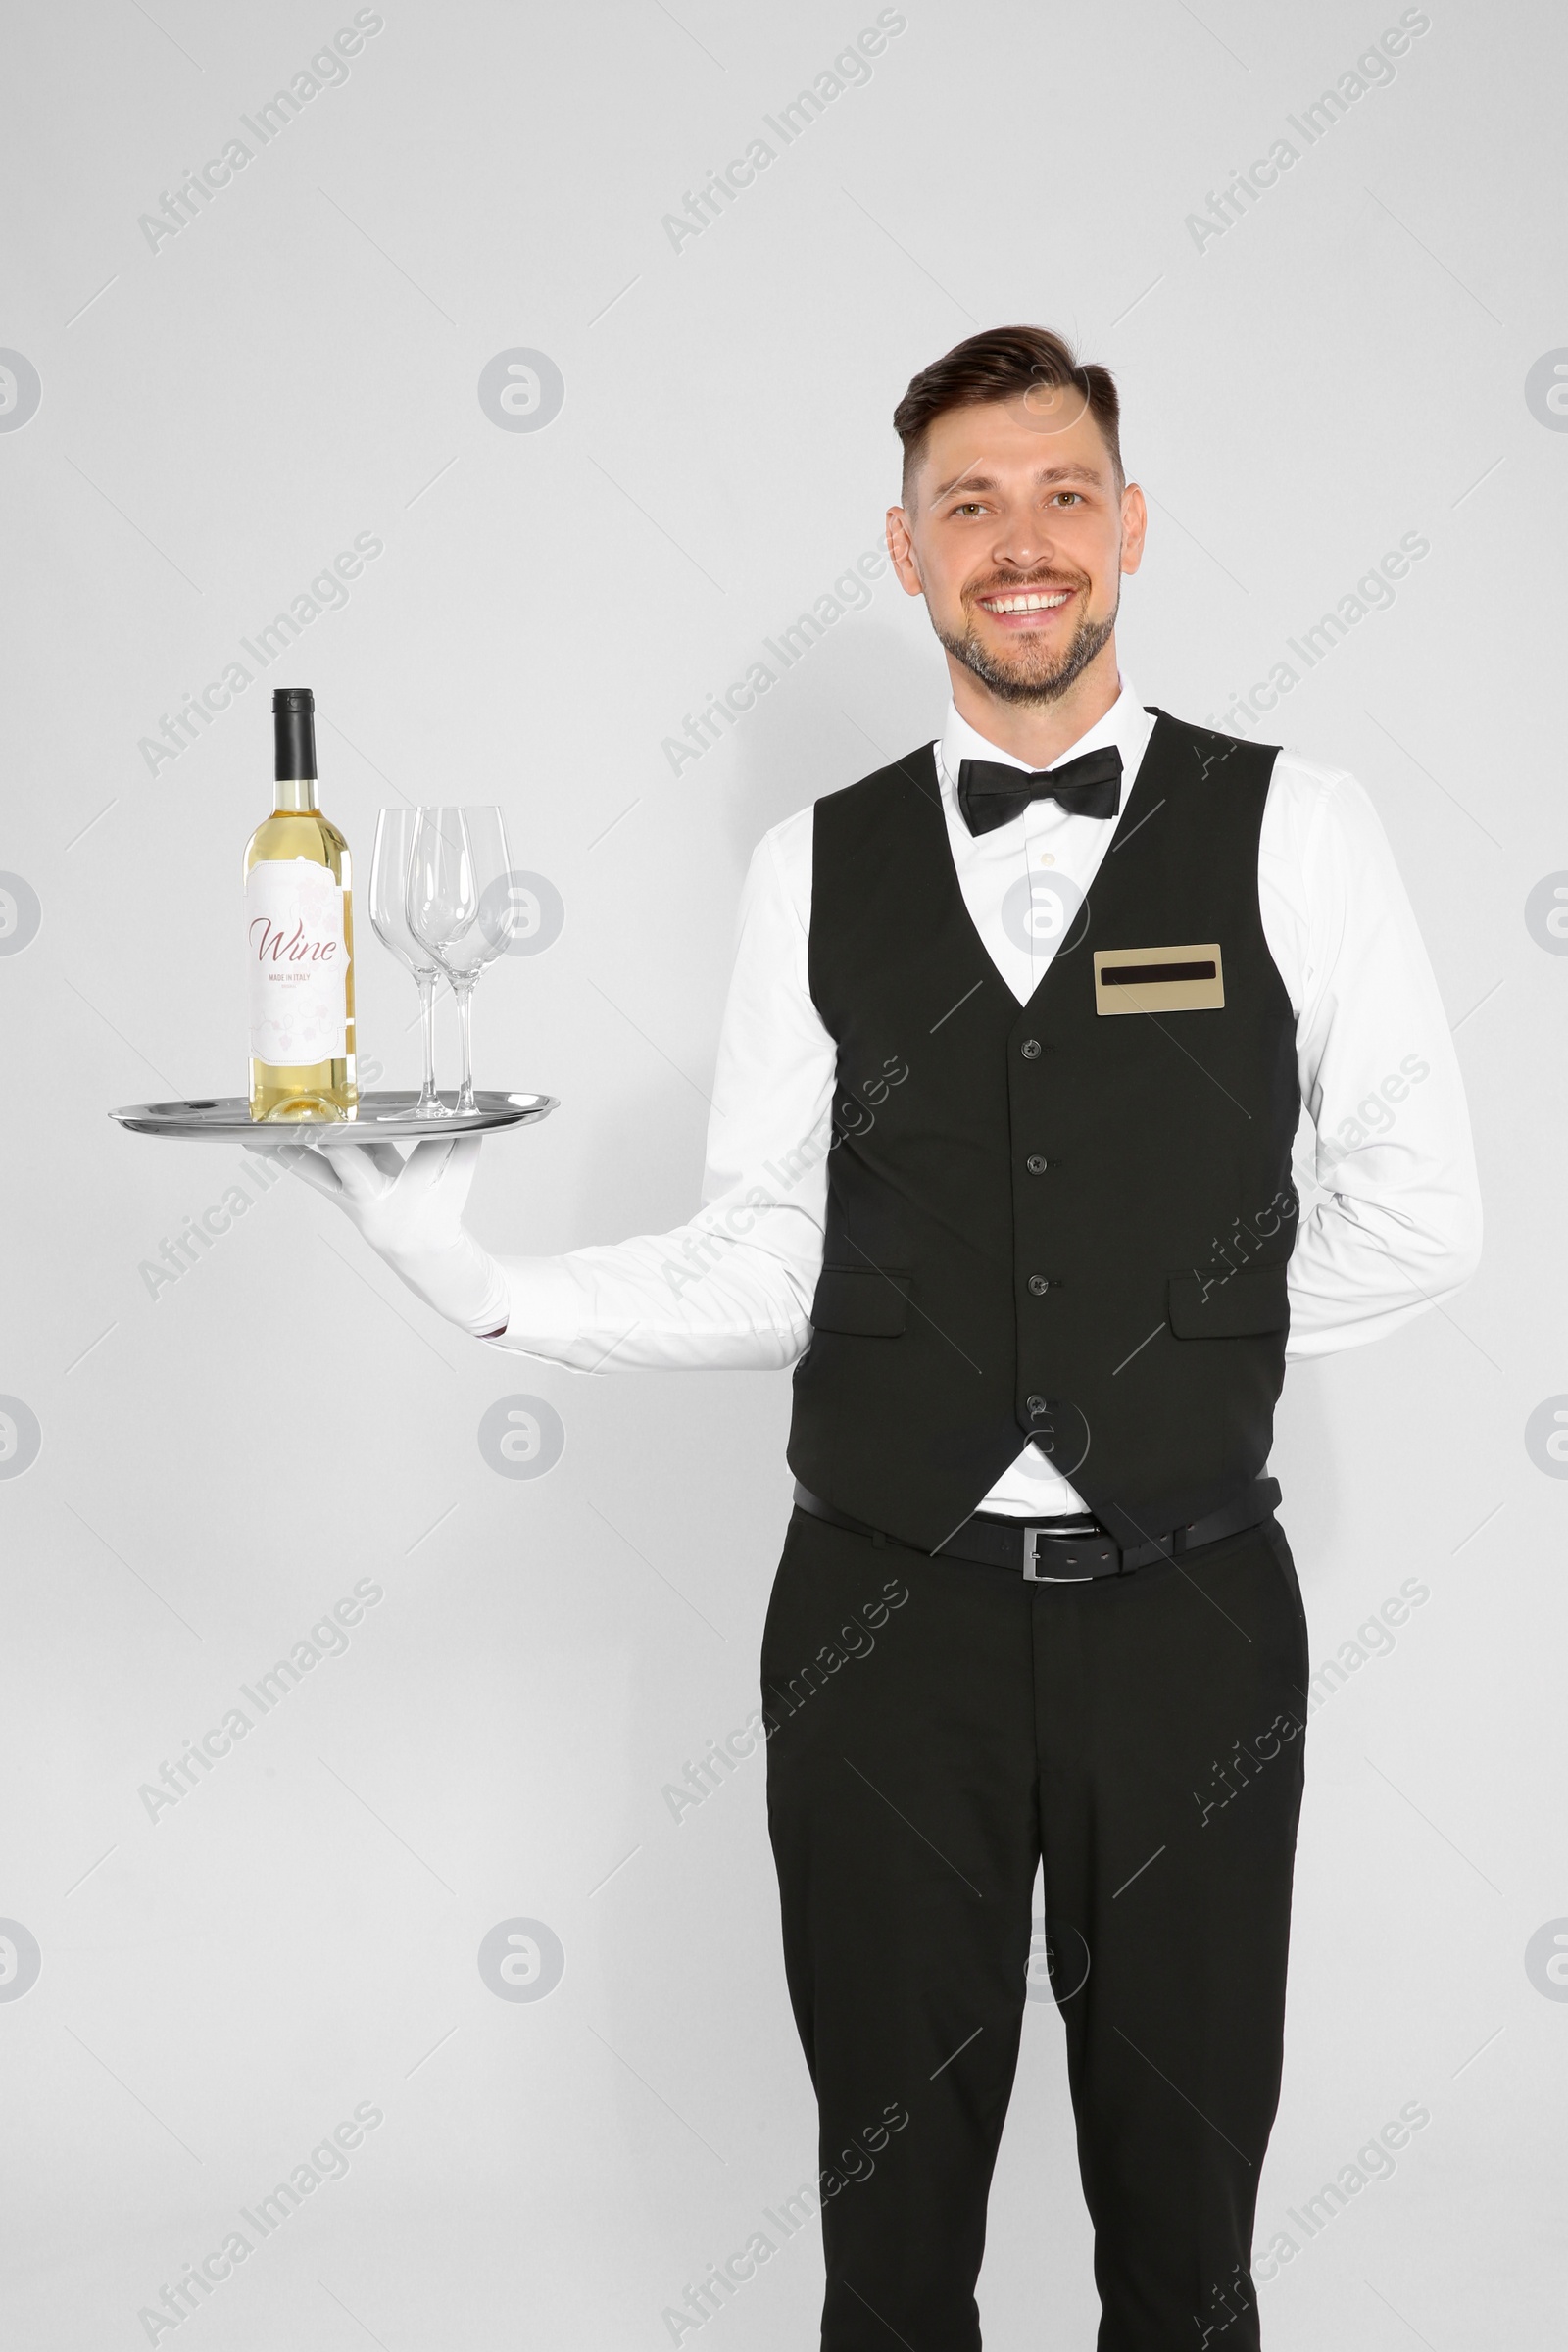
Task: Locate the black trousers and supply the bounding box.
[760,1503,1310,2352]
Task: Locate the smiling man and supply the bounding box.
[283,326,1480,2350]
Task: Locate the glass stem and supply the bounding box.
[416,972,441,1114]
[454,978,477,1115]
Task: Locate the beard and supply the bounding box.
[936,578,1120,706]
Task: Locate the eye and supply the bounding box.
[949,501,985,517]
[1050,491,1085,507]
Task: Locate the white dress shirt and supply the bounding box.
[490,681,1481,1517]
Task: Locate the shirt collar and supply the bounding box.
[935,679,1157,815]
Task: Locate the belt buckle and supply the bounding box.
[1022,1525,1116,1583]
[1023,1525,1080,1582]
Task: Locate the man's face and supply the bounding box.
[887,394,1146,705]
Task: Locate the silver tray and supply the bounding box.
[109,1090,558,1148]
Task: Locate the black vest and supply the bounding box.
[787,710,1299,1552]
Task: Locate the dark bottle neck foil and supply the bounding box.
[273,686,318,782]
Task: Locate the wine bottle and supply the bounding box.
[245,687,358,1121]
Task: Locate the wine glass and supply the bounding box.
[369,808,445,1116]
[405,806,517,1115]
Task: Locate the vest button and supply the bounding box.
[1026,1154,1049,1175]
[1028,1274,1052,1296]
[1025,1395,1049,1417]
[1020,1038,1041,1059]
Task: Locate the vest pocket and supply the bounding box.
[809,1266,911,1336]
[1167,1259,1290,1338]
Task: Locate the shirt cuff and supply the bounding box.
[479,1256,601,1366]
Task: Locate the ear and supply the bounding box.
[886,505,924,598]
[1118,481,1148,578]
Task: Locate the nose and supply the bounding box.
[993,516,1060,574]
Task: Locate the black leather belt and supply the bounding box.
[792,1477,1281,1583]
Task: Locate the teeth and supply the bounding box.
[985,591,1070,612]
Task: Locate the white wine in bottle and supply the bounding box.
[245,686,358,1121]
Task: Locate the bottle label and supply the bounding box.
[246,858,348,1064]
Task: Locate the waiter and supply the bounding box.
[279,327,1481,2351]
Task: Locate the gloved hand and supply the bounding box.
[253,1135,510,1336]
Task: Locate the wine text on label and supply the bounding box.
[246,858,349,1062]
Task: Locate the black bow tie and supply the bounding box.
[956,744,1123,837]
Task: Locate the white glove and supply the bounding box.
[256,1135,510,1336]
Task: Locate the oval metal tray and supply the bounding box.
[109,1090,557,1146]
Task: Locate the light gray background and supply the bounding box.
[2,1,1564,2344]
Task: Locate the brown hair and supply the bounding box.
[892,325,1124,501]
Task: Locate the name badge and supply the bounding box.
[1093,943,1225,1015]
